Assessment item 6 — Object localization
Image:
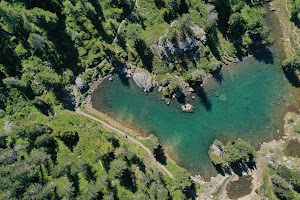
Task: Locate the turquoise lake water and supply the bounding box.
[91,11,299,178]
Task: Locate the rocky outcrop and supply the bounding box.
[191,25,206,43]
[153,36,200,59]
[75,77,88,91]
[151,25,206,62]
[181,103,195,112]
[133,72,153,93]
[210,141,224,158]
[3,121,13,132]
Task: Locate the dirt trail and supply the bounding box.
[75,108,174,179]
[112,0,139,44]
[280,0,299,56]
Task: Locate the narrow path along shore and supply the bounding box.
[75,108,174,179]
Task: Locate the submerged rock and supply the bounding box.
[133,72,153,93]
[181,103,195,112]
[218,94,227,102]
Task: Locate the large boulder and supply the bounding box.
[181,103,195,112]
[191,25,206,43]
[75,77,89,92]
[133,72,153,93]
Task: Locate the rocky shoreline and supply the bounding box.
[194,111,300,199]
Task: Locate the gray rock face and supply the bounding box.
[75,77,89,93]
[133,72,153,93]
[181,103,195,112]
[210,143,223,157]
[151,25,206,62]
[3,121,13,132]
[154,36,200,57]
[191,25,206,43]
[75,77,84,89]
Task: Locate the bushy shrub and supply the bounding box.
[282,56,300,72]
[277,165,300,192]
[272,175,295,200]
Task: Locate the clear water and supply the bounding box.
[91,11,299,178]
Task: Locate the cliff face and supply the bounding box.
[151,25,207,63]
[132,71,153,93]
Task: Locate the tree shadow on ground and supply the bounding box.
[214,163,232,176]
[195,86,212,111]
[284,70,300,88]
[153,145,167,165]
[176,93,186,104]
[185,182,198,200]
[102,152,115,171]
[135,39,154,72]
[89,0,112,42]
[206,29,222,61]
[212,67,224,83]
[85,164,97,182]
[253,48,274,64]
[230,161,256,177]
[67,172,80,195]
[60,131,79,152]
[130,155,146,173]
[107,136,120,148]
[214,160,257,177]
[291,13,300,28]
[120,169,137,192]
[117,72,130,87]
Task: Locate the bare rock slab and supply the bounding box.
[133,72,153,93]
[181,103,195,112]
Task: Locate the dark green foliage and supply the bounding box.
[0,0,277,198]
[291,0,300,27]
[0,110,191,199]
[0,133,8,148]
[223,139,257,163]
[0,0,274,117]
[163,80,182,96]
[109,159,128,178]
[294,121,300,133]
[277,165,300,193]
[282,56,300,72]
[209,139,257,166]
[264,163,300,199]
[146,135,160,152]
[165,0,181,19]
[272,175,295,200]
[14,121,52,148]
[52,126,79,150]
[174,169,192,190]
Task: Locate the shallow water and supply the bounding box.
[91,11,299,178]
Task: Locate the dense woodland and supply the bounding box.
[0,0,299,199]
[0,109,193,199]
[0,0,275,117]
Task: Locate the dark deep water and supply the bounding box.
[91,10,300,178]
